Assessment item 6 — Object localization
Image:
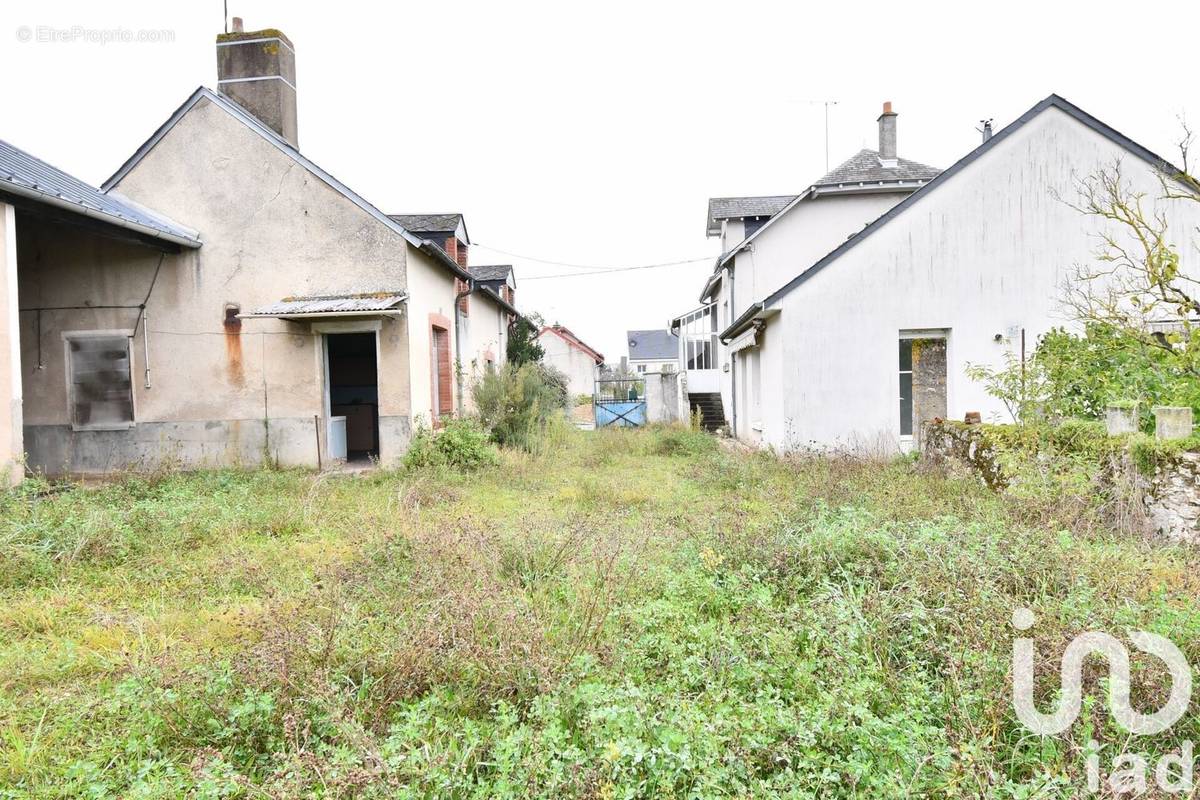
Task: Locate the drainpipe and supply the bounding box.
[726,265,737,435]
[453,279,474,415]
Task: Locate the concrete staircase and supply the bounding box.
[688,393,725,432]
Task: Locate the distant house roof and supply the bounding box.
[701,150,942,301]
[0,138,200,249]
[626,329,678,361]
[102,86,471,281]
[706,195,796,236]
[814,149,941,188]
[469,264,513,283]
[243,291,407,320]
[719,93,1185,342]
[387,213,468,241]
[539,325,604,364]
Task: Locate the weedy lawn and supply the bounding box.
[1,425,1198,798]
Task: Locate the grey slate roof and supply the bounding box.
[244,292,407,319]
[814,149,941,187]
[0,138,200,248]
[387,214,462,234]
[627,329,678,361]
[469,264,513,282]
[706,195,796,236]
[705,151,942,290]
[704,152,940,239]
[474,284,521,317]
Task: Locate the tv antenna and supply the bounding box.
[800,99,839,171]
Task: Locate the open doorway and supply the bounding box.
[326,332,379,461]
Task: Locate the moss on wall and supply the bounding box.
[925,418,1200,486]
[215,29,290,44]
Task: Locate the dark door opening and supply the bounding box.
[327,332,379,461]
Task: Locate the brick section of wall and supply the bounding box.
[911,338,947,449]
[444,236,469,316]
[455,278,470,316]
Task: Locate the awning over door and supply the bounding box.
[727,323,761,353]
[242,292,408,321]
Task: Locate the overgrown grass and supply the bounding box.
[1,424,1198,797]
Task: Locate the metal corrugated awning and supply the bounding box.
[242,292,408,320]
[0,138,201,249]
[727,325,760,353]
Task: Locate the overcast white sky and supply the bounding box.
[2,1,1198,359]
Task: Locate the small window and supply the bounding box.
[636,364,646,373]
[66,331,135,430]
[899,339,913,437]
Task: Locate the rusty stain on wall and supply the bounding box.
[223,304,245,385]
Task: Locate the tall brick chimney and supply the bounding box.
[216,19,298,147]
[877,101,897,163]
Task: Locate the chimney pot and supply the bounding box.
[882,101,892,114]
[877,101,898,162]
[216,25,298,147]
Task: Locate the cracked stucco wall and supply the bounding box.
[18,94,415,472]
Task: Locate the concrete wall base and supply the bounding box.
[646,371,688,424]
[25,415,412,475]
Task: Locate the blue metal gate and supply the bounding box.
[594,378,646,428]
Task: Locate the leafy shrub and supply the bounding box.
[403,418,499,470]
[472,363,568,451]
[964,350,1051,423]
[968,324,1200,430]
[1038,324,1200,429]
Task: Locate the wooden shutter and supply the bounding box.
[432,326,453,418]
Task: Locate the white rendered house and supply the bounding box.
[537,325,604,398]
[626,329,678,374]
[703,96,1200,451]
[697,102,938,435]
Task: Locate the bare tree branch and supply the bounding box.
[1063,148,1200,378]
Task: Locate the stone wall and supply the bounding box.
[646,369,688,424]
[911,338,947,450]
[1145,452,1200,542]
[921,421,1006,489]
[922,421,1200,544]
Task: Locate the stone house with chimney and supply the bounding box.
[697,97,1200,452]
[0,22,518,479]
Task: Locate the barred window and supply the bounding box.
[66,331,135,430]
